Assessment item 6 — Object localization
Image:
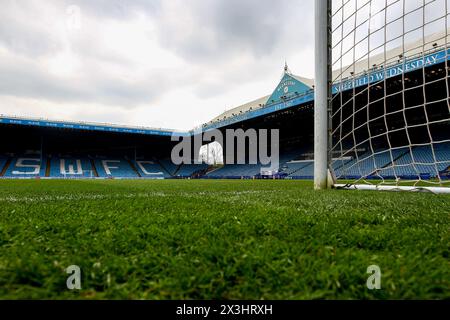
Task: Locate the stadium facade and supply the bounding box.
[0,33,449,180]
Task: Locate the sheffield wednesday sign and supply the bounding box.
[332,49,448,93]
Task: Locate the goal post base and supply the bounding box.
[334,184,450,194]
[327,169,336,189]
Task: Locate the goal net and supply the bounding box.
[329,0,450,192]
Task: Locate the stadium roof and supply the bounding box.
[0,114,186,137]
[333,28,450,80]
[208,65,314,124]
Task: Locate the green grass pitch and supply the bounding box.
[0,179,448,299]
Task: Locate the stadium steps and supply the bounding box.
[127,159,142,178]
[45,157,51,177]
[89,159,99,177]
[376,149,411,173]
[173,164,182,176]
[194,167,209,178]
[0,157,11,177]
[332,158,353,171]
[204,165,222,175]
[156,159,175,177]
[287,162,313,177]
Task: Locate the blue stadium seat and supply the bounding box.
[207,164,262,178]
[94,158,139,178]
[280,161,311,176]
[287,161,314,179]
[334,149,402,179]
[49,157,94,178]
[0,143,447,180]
[3,156,46,178]
[0,157,8,175]
[387,144,450,179]
[332,144,450,180]
[206,151,306,178]
[159,160,178,176]
[175,164,208,177]
[134,160,165,179]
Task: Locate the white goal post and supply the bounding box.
[314,0,333,190]
[314,0,450,193]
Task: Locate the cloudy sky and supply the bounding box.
[0,0,315,130]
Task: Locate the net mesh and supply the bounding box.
[331,0,450,187]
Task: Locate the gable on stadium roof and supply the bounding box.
[204,65,314,128]
[265,69,313,106]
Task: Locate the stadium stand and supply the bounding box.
[334,149,398,179]
[208,144,450,180]
[94,158,139,178]
[175,164,209,178]
[3,156,47,178]
[281,161,314,178]
[49,156,94,178]
[158,160,178,177]
[0,146,448,180]
[332,145,450,180]
[133,160,165,179]
[208,164,261,178]
[206,150,306,178]
[378,145,450,179]
[0,41,448,181]
[287,161,314,179]
[0,156,8,176]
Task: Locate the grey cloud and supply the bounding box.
[0,0,173,107]
[0,57,172,107]
[0,0,314,115]
[150,0,314,100]
[155,0,313,63]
